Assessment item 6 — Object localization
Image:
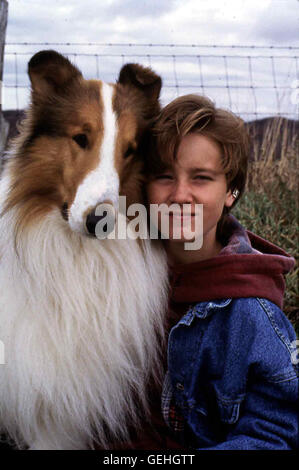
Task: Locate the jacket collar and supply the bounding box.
[179,299,233,326]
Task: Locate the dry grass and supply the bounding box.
[246,117,298,191]
[233,117,298,333]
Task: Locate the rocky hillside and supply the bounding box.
[1,109,298,162]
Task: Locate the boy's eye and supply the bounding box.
[194,175,213,181]
[155,174,173,180]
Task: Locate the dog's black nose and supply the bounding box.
[86,209,107,236]
[86,206,115,238]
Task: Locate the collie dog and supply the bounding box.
[0,51,168,450]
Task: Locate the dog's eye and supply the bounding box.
[72,133,88,149]
[124,145,134,159]
[61,202,69,221]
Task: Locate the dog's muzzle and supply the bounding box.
[85,203,116,238]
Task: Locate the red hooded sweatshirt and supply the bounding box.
[169,215,295,310]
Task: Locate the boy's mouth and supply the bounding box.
[169,213,196,217]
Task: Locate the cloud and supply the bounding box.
[6,0,299,46]
[6,0,178,44]
[252,0,299,43]
[106,0,178,19]
[3,0,298,118]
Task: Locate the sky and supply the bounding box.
[4,0,299,45]
[2,0,299,119]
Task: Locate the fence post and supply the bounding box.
[0,0,8,158]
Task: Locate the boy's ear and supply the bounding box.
[118,63,162,106]
[225,189,235,208]
[28,50,82,96]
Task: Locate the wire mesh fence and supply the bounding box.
[2,42,299,121]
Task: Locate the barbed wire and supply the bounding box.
[4,42,299,49]
[2,43,299,121]
[4,52,299,59]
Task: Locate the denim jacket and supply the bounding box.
[162,297,298,450]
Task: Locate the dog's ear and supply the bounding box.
[118,63,162,105]
[28,50,82,96]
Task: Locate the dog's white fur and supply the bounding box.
[0,166,168,449]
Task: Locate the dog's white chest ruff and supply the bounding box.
[0,208,167,449]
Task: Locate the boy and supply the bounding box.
[144,94,298,450]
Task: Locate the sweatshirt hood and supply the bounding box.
[170,215,295,309]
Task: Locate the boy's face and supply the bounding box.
[146,133,234,247]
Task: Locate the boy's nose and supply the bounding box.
[169,180,193,204]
